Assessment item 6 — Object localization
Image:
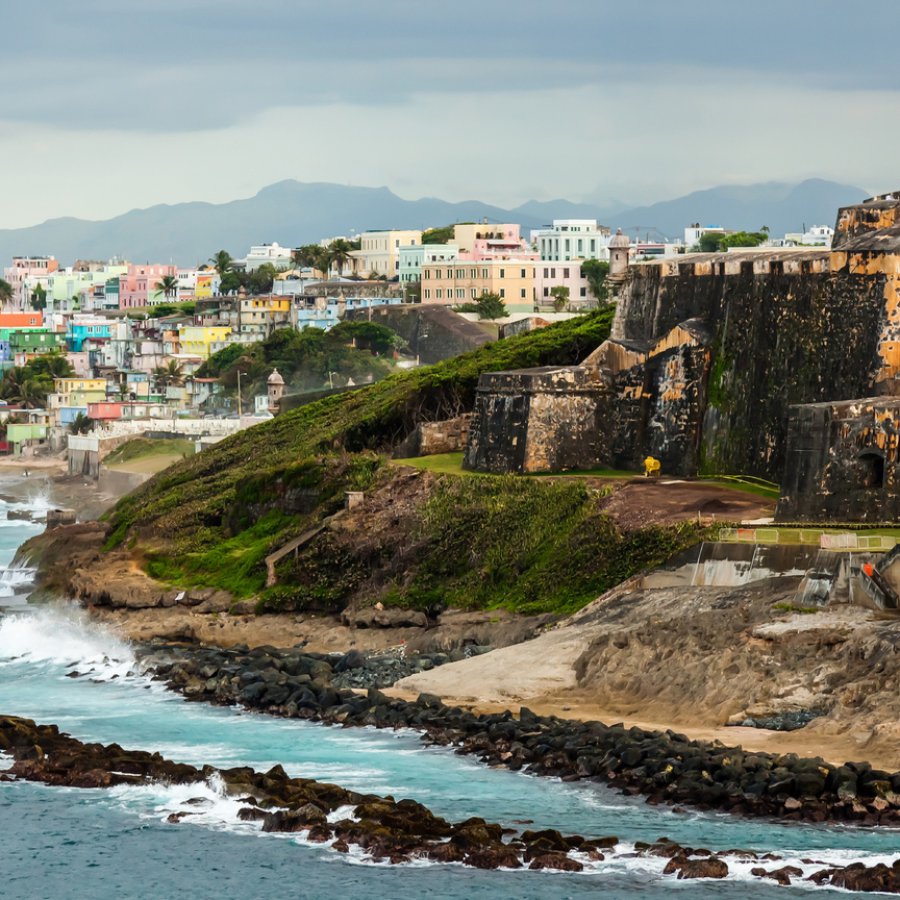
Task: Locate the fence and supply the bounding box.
[718,527,897,552]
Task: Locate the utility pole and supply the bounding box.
[237,370,245,417]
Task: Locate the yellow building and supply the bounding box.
[420,259,536,312]
[351,230,423,278]
[195,273,216,300]
[178,325,233,359]
[50,377,107,408]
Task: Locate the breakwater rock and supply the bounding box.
[4,715,900,890]
[138,642,900,828]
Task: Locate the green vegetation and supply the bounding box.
[152,301,196,317]
[695,231,769,253]
[0,278,11,305]
[456,292,508,320]
[581,259,610,303]
[107,309,617,601]
[0,352,73,407]
[197,324,401,397]
[104,438,195,466]
[422,224,461,245]
[772,602,820,615]
[550,285,570,312]
[266,474,714,616]
[392,452,635,480]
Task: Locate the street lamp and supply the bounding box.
[237,370,246,417]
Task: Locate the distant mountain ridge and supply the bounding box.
[0,178,870,266]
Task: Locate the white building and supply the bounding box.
[534,220,611,262]
[242,243,294,271]
[351,229,423,278]
[398,244,460,283]
[684,224,726,248]
[784,225,834,247]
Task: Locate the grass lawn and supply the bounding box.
[104,437,195,466]
[390,452,636,479]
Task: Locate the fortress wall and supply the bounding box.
[464,368,609,474]
[614,264,888,479]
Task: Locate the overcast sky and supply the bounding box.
[0,0,896,228]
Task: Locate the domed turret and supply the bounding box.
[608,228,631,283]
[267,368,285,412]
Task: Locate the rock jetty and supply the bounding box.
[3,715,900,890]
[136,641,900,828]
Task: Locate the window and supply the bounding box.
[520,288,526,298]
[456,269,464,278]
[499,289,505,298]
[564,239,570,252]
[543,268,549,277]
[499,269,505,278]
[470,269,477,278]
[470,288,477,298]
[481,268,488,278]
[424,289,431,299]
[580,287,586,297]
[563,268,569,279]
[457,288,464,299]
[520,269,526,278]
[436,289,442,299]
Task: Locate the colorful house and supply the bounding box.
[177,325,232,359]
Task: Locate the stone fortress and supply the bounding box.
[463,191,900,522]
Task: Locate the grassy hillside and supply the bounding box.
[101,307,712,614]
[108,309,615,551]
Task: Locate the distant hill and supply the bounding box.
[0,178,871,266]
[611,179,870,242]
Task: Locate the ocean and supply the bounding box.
[0,480,896,898]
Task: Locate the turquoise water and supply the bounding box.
[0,485,897,897]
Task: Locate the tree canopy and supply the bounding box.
[197,325,401,396]
[580,259,610,303]
[0,353,74,407]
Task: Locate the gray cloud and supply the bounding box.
[2,0,898,131]
[0,0,897,226]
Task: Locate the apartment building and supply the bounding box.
[351,230,422,278]
[534,220,611,262]
[420,259,536,312]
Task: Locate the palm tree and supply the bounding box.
[326,239,354,278]
[155,274,179,302]
[0,278,12,307]
[292,244,324,272]
[209,250,234,275]
[153,359,185,390]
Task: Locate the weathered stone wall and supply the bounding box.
[613,263,888,479]
[777,398,900,522]
[394,414,472,458]
[464,367,609,474]
[344,305,490,364]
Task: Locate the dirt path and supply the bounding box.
[599,479,774,528]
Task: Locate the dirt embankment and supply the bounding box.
[19,522,552,655]
[395,580,900,771]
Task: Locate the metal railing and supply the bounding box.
[718,527,897,552]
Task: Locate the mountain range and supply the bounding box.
[0,178,870,267]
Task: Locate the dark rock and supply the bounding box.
[663,856,729,879]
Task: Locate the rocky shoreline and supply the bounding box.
[3,713,900,891]
[136,640,900,830]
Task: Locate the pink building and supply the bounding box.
[118,264,177,309]
[452,223,537,262]
[3,257,58,308]
[534,261,594,310]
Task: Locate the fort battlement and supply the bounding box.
[464,192,900,513]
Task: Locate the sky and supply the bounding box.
[0,0,897,228]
